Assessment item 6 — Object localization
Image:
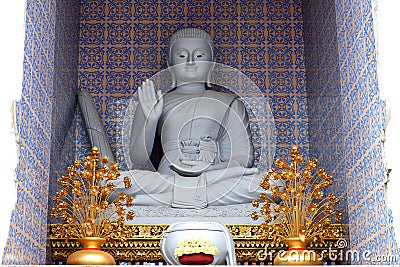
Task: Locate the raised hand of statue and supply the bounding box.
[138,79,163,121]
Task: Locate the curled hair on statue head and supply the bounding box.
[168,28,214,62]
[168,28,215,89]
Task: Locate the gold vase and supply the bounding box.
[274,237,323,265]
[66,237,116,265]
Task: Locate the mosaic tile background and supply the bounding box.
[2,0,80,264]
[302,0,349,234]
[303,0,398,264]
[76,0,310,168]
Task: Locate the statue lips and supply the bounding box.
[182,67,201,81]
[184,66,198,72]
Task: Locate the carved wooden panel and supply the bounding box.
[48,224,346,264]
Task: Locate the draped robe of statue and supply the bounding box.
[110,89,262,209]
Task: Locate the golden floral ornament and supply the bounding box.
[252,146,342,264]
[51,146,134,240]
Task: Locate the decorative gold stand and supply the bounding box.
[48,224,346,264]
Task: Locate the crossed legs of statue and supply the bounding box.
[110,166,262,207]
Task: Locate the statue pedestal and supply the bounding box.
[130,203,261,224]
[49,224,345,264]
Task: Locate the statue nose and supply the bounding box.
[186,54,196,65]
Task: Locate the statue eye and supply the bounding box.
[194,49,207,60]
[179,54,186,58]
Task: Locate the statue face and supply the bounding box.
[169,38,213,86]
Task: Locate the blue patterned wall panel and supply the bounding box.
[77,0,310,166]
[303,0,351,260]
[3,0,80,264]
[303,0,398,264]
[335,2,397,262]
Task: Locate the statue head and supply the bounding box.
[168,28,214,88]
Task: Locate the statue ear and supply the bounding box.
[167,61,176,88]
[206,61,215,88]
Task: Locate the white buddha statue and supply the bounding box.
[109,28,268,209]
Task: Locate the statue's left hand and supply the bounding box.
[181,160,210,170]
[170,160,210,176]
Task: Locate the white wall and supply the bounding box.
[376,0,400,249]
[0,1,25,260]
